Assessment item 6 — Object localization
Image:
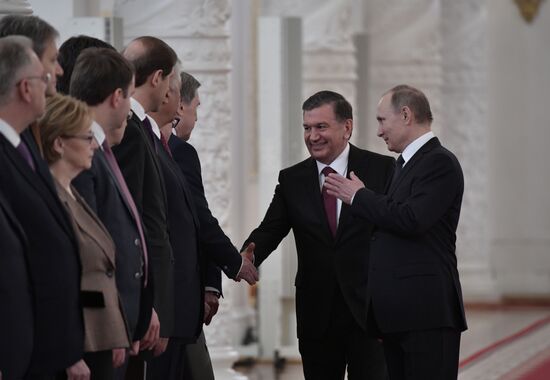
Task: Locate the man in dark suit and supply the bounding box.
[168,71,258,379]
[0,190,33,380]
[68,46,151,375]
[0,36,84,379]
[147,70,257,379]
[113,36,178,357]
[325,85,467,380]
[243,91,393,380]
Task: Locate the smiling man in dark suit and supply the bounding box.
[325,85,467,380]
[243,91,393,379]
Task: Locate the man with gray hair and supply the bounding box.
[0,36,86,380]
[0,33,36,380]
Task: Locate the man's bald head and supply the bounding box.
[123,36,176,88]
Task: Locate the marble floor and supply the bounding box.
[233,306,550,380]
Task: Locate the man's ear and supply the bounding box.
[401,106,412,124]
[110,88,124,107]
[17,80,33,104]
[344,119,353,140]
[151,69,164,88]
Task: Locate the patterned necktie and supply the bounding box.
[16,140,36,171]
[321,166,337,237]
[102,140,149,286]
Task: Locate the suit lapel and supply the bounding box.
[96,150,135,220]
[388,137,441,196]
[334,145,361,243]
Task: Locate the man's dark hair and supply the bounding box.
[70,48,134,106]
[302,90,353,122]
[57,35,115,94]
[388,84,433,124]
[0,15,58,59]
[124,36,177,87]
[180,71,201,105]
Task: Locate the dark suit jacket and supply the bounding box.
[243,144,395,339]
[169,137,243,291]
[0,191,33,379]
[0,131,83,374]
[156,138,203,342]
[113,113,174,336]
[73,148,147,339]
[352,137,467,333]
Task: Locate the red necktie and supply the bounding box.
[102,140,149,286]
[321,166,337,237]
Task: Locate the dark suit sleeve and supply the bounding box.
[352,152,462,236]
[72,161,98,213]
[205,262,222,293]
[171,142,242,278]
[112,121,146,216]
[242,173,292,267]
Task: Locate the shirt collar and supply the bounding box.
[130,97,146,122]
[316,143,350,177]
[402,131,435,165]
[0,118,21,147]
[91,121,106,148]
[146,115,161,139]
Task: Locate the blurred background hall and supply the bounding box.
[4,0,550,378]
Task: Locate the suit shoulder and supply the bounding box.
[280,157,313,178]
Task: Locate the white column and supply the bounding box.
[257,16,303,360]
[114,0,250,377]
[0,0,32,16]
[440,0,499,301]
[487,0,550,298]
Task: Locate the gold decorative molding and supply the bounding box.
[514,0,545,23]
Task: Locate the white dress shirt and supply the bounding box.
[0,118,21,147]
[316,143,350,225]
[401,131,435,167]
[91,121,106,148]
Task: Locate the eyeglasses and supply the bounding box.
[16,72,51,86]
[171,116,181,129]
[61,133,95,144]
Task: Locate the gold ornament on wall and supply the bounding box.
[514,0,545,23]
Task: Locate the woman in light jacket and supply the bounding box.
[39,94,130,380]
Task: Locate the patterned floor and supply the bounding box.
[234,306,550,380]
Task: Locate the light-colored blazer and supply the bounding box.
[56,182,130,352]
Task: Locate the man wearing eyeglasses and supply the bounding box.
[0,35,86,380]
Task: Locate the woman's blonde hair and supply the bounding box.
[38,93,92,164]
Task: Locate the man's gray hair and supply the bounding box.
[0,35,34,106]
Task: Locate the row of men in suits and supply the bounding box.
[0,15,257,380]
[0,13,467,380]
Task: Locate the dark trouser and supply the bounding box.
[382,328,461,380]
[298,291,388,380]
[185,331,215,380]
[83,350,114,380]
[146,339,192,380]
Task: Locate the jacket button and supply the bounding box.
[106,270,113,278]
[371,235,376,241]
[134,238,140,246]
[134,272,142,279]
